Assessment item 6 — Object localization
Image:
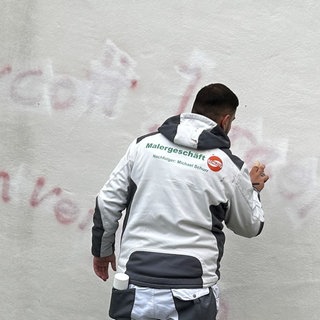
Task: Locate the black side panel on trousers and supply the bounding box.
[109,288,135,320]
[173,287,217,320]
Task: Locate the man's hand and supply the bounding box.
[250,161,269,192]
[93,254,116,281]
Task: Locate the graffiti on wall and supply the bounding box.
[0,40,138,116]
[229,124,320,226]
[0,170,93,230]
[148,49,215,131]
[0,44,215,233]
[1,122,319,232]
[1,41,319,320]
[1,37,319,227]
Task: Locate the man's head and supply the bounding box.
[191,83,239,134]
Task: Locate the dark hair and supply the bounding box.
[191,83,239,120]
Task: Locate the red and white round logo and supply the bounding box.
[207,155,223,172]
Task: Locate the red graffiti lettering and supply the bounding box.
[176,66,201,115]
[0,171,10,202]
[0,170,93,230]
[0,64,12,78]
[148,67,201,132]
[130,79,138,89]
[10,69,43,105]
[229,125,257,145]
[2,43,138,115]
[29,177,62,207]
[50,77,77,110]
[54,198,79,225]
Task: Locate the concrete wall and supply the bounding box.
[1,1,319,319]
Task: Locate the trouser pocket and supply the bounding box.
[109,287,136,320]
[172,288,217,320]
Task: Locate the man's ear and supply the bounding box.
[219,114,230,131]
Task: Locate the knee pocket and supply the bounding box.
[109,288,136,319]
[172,288,217,320]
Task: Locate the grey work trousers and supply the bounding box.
[109,284,219,320]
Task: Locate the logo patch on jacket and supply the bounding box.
[207,156,223,172]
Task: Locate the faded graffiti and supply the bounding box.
[0,40,138,116]
[0,123,318,233]
[0,170,93,230]
[148,49,213,132]
[87,40,138,116]
[0,64,12,77]
[0,171,10,203]
[30,176,62,207]
[1,41,319,287]
[230,124,320,223]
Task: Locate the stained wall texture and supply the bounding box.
[1,1,319,319]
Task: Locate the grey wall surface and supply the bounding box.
[1,1,319,319]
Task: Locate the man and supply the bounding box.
[92,83,269,319]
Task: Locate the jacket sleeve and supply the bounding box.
[91,140,136,257]
[224,165,264,238]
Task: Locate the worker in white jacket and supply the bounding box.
[92,83,269,320]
